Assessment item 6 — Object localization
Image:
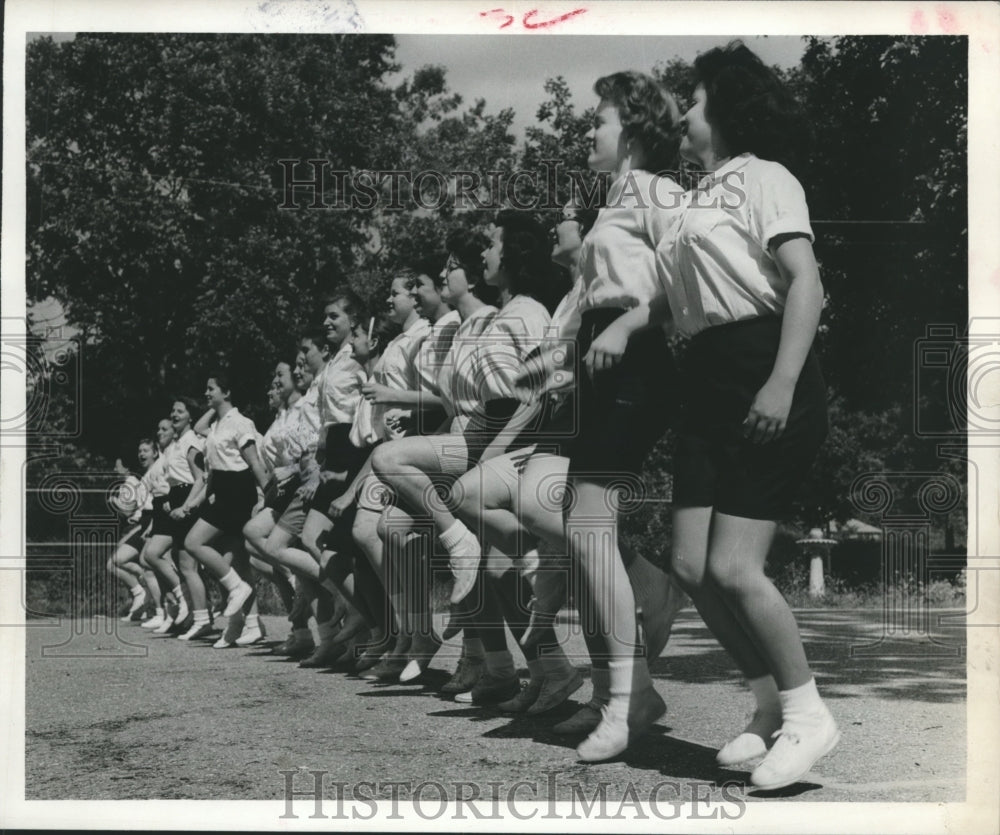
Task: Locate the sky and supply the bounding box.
[391,35,808,138]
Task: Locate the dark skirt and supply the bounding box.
[672,315,828,521]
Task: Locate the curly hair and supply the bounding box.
[693,40,806,168]
[494,210,567,312]
[594,71,682,174]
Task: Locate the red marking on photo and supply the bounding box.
[910,9,929,34]
[936,6,958,33]
[521,8,588,29]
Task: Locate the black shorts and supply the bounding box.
[567,308,678,480]
[150,495,173,537]
[309,425,370,519]
[671,316,828,521]
[122,510,153,552]
[167,484,198,541]
[263,474,301,516]
[200,470,258,535]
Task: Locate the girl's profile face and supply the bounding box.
[348,322,376,363]
[137,442,157,469]
[410,274,442,314]
[439,255,470,304]
[323,301,353,348]
[481,224,504,286]
[387,277,416,324]
[293,352,315,392]
[156,419,175,449]
[205,378,228,408]
[586,98,627,173]
[273,362,294,400]
[170,400,191,433]
[679,84,716,166]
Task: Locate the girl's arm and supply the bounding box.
[361,383,443,410]
[583,293,674,377]
[240,442,271,491]
[192,409,215,437]
[744,234,823,444]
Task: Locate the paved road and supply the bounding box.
[24,608,965,807]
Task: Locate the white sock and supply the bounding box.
[779,677,825,724]
[484,650,515,679]
[171,584,184,600]
[154,607,165,618]
[220,569,243,593]
[191,608,210,626]
[749,674,782,714]
[130,586,144,598]
[439,520,479,555]
[245,613,259,629]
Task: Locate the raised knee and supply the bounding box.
[670,552,705,591]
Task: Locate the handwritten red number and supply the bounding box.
[521,8,587,29]
[480,8,515,28]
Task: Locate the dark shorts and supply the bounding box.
[167,484,198,541]
[200,470,258,535]
[671,316,828,521]
[308,425,370,519]
[150,495,173,537]
[567,308,678,480]
[263,474,301,516]
[122,510,153,552]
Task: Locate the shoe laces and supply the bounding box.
[771,726,800,746]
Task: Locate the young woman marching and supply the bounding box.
[160,396,213,640]
[665,43,836,788]
[242,362,300,622]
[537,71,686,761]
[137,418,187,632]
[108,441,158,621]
[183,373,270,648]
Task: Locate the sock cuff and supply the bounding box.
[439,520,470,551]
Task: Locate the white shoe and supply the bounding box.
[235,621,266,646]
[141,614,165,630]
[223,581,253,617]
[716,709,782,766]
[214,613,246,648]
[576,689,666,762]
[750,707,840,790]
[120,590,147,622]
[177,621,215,642]
[153,614,175,634]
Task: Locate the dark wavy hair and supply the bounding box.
[445,227,488,285]
[170,395,201,422]
[206,370,237,404]
[494,210,566,312]
[594,71,681,174]
[693,40,806,169]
